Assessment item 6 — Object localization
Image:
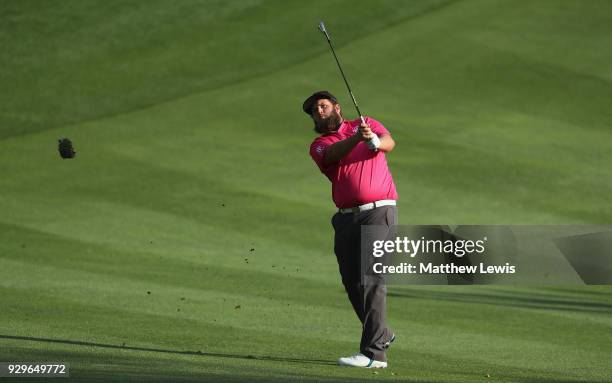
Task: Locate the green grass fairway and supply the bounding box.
[1,0,612,381]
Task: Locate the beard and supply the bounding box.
[313,109,343,134]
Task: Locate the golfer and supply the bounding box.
[304,91,398,368]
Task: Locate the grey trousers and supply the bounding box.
[331,205,397,362]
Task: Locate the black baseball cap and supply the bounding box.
[302,91,338,115]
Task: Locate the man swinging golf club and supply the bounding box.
[307,21,398,368]
[305,90,398,368]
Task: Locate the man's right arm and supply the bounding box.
[323,122,383,165]
[322,133,361,166]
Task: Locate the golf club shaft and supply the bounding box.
[318,21,366,125]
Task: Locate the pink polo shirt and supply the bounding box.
[309,117,398,209]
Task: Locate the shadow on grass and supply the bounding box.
[0,334,335,366]
[387,287,612,314]
[511,379,608,383]
[3,334,601,383]
[543,287,612,299]
[0,334,435,383]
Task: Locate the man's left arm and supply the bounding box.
[361,117,395,153]
[377,134,395,153]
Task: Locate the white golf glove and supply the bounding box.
[366,134,380,151]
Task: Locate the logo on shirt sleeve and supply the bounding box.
[315,145,325,156]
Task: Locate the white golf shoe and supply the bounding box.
[338,353,387,368]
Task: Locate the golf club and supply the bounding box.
[318,21,366,125]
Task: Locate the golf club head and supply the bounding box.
[318,21,329,38]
